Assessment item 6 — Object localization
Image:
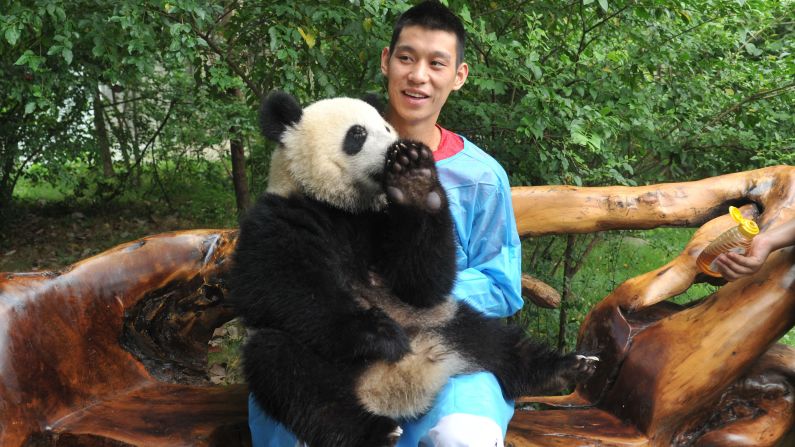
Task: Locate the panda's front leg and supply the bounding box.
[379,140,457,308]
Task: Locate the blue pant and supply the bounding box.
[248,372,514,446]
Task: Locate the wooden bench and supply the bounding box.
[0,230,249,446]
[506,165,795,446]
[2,166,794,446]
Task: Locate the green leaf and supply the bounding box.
[745,43,762,57]
[14,52,29,66]
[24,102,35,114]
[62,48,73,64]
[598,0,608,12]
[529,64,542,80]
[459,5,472,24]
[571,130,589,146]
[5,26,20,46]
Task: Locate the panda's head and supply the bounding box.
[260,91,399,212]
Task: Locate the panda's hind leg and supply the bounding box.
[443,304,599,398]
[356,331,473,419]
[244,328,402,447]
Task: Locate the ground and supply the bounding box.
[0,201,196,272]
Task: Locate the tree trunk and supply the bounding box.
[230,88,250,213]
[230,136,249,213]
[93,88,114,177]
[131,93,142,186]
[0,137,19,221]
[111,89,132,172]
[558,234,576,351]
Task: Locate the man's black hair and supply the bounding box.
[388,1,466,65]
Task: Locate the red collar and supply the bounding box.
[434,124,464,162]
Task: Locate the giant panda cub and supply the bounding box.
[231,91,599,447]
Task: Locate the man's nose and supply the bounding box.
[408,62,429,83]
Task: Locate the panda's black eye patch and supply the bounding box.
[343,125,368,155]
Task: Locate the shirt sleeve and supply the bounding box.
[451,181,523,318]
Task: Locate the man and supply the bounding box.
[250,2,523,445]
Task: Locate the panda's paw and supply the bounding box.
[559,352,600,384]
[362,418,402,447]
[350,308,411,362]
[387,426,403,446]
[385,140,444,211]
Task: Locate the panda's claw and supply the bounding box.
[387,426,403,446]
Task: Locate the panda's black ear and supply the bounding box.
[259,91,303,142]
[361,92,385,115]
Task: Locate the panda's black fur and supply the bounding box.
[231,91,598,447]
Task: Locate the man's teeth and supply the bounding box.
[405,92,426,98]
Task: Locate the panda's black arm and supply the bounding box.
[377,198,458,308]
[376,141,458,308]
[231,194,410,362]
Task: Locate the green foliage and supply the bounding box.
[3,0,792,212]
[517,228,720,349]
[440,0,794,186]
[1,1,793,348]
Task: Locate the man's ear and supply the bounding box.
[259,91,303,142]
[452,62,469,91]
[380,47,391,77]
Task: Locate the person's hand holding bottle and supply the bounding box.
[714,219,795,281]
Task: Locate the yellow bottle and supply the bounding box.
[696,206,760,277]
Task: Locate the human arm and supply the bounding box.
[713,218,795,281]
[450,180,523,318]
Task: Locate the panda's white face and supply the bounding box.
[266,97,399,212]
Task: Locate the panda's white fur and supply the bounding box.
[267,97,398,213]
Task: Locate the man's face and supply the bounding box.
[381,25,468,127]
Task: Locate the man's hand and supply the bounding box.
[713,234,774,281]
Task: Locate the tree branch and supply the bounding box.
[146,6,261,98]
[701,81,795,131]
[191,28,262,98]
[105,99,177,202]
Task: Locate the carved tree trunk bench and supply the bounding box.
[2,166,794,446]
[507,165,795,446]
[0,230,249,446]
